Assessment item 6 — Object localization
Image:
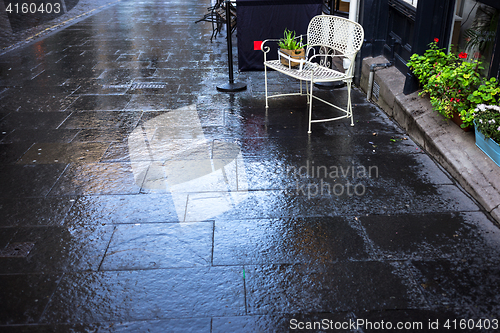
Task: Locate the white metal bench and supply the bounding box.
[262,15,364,133]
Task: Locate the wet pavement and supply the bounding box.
[1,0,500,332]
[0,0,121,51]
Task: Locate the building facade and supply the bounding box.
[356,0,499,93]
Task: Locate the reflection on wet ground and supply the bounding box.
[1,0,500,331]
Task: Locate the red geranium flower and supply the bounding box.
[434,38,439,43]
[458,52,468,59]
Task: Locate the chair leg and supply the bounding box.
[264,65,269,108]
[347,80,354,126]
[308,79,313,134]
[210,19,217,41]
[305,80,310,104]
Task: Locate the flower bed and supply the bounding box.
[407,39,500,129]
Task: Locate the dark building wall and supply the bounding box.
[359,0,389,59]
[359,0,455,93]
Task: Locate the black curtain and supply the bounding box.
[236,0,323,71]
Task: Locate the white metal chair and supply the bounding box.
[261,15,364,133]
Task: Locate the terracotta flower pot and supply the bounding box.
[451,111,472,132]
[279,48,305,68]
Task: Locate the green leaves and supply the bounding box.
[408,39,500,129]
[278,28,305,51]
[467,78,500,104]
[407,41,458,87]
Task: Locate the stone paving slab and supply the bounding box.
[244,262,423,315]
[213,217,370,265]
[40,267,246,323]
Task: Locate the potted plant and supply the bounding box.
[472,104,500,166]
[407,38,457,88]
[407,38,500,130]
[462,78,500,128]
[278,28,306,68]
[424,55,482,130]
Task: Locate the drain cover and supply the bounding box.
[102,84,131,89]
[0,242,35,257]
[130,83,166,90]
[102,83,166,90]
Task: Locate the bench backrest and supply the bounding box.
[306,15,364,59]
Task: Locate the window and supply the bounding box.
[401,0,418,7]
[452,0,498,77]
